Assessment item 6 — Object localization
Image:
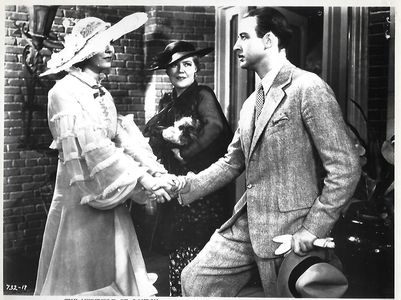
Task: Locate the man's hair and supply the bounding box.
[245,7,293,50]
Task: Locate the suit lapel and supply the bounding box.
[241,95,256,160]
[248,63,294,159]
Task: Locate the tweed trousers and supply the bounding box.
[181,209,283,297]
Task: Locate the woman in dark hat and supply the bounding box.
[144,41,234,296]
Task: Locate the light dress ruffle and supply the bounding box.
[34,69,166,296]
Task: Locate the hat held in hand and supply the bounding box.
[277,248,348,298]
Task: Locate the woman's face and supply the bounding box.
[166,57,197,94]
[85,43,115,73]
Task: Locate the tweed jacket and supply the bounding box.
[180,61,361,258]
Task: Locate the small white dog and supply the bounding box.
[162,116,200,161]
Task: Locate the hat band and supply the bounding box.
[288,256,324,298]
[170,51,194,64]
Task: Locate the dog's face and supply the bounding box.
[175,117,200,144]
[162,117,200,145]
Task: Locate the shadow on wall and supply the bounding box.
[143,34,170,123]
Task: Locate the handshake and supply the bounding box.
[139,172,187,203]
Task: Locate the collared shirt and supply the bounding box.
[69,67,106,97]
[69,67,101,87]
[258,53,287,100]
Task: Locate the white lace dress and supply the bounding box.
[34,69,166,296]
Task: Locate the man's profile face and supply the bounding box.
[233,16,266,70]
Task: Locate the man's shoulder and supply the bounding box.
[287,67,332,92]
[287,67,338,106]
[291,67,323,84]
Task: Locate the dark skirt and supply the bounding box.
[151,187,232,254]
[151,186,233,296]
[169,245,201,296]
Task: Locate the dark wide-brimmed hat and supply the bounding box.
[277,249,348,298]
[149,41,213,70]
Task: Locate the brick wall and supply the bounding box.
[3,5,216,260]
[4,4,57,259]
[367,7,390,142]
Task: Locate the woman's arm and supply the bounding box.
[180,88,224,159]
[115,114,167,176]
[48,84,157,210]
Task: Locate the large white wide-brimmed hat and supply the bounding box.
[40,12,148,77]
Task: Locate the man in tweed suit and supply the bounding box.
[175,7,361,297]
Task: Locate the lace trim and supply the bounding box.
[89,148,125,178]
[94,92,116,138]
[51,111,105,135]
[58,131,78,140]
[124,148,166,174]
[81,194,98,205]
[69,174,86,185]
[50,111,78,122]
[81,139,113,156]
[63,151,81,162]
[102,167,146,198]
[49,140,59,150]
[79,168,146,206]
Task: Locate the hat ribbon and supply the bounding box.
[288,255,324,297]
[170,51,195,63]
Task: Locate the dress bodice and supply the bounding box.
[46,68,165,209]
[48,70,118,144]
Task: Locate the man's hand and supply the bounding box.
[176,176,189,193]
[155,174,176,190]
[152,174,187,195]
[139,173,171,202]
[291,227,317,256]
[152,187,171,203]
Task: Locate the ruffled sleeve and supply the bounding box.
[115,114,167,176]
[48,82,147,210]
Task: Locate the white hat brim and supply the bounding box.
[40,12,148,77]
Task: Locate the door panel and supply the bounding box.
[216,6,249,201]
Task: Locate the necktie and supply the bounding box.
[254,83,265,121]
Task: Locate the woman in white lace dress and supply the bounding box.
[34,13,181,296]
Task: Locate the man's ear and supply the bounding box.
[263,31,278,49]
[262,32,272,49]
